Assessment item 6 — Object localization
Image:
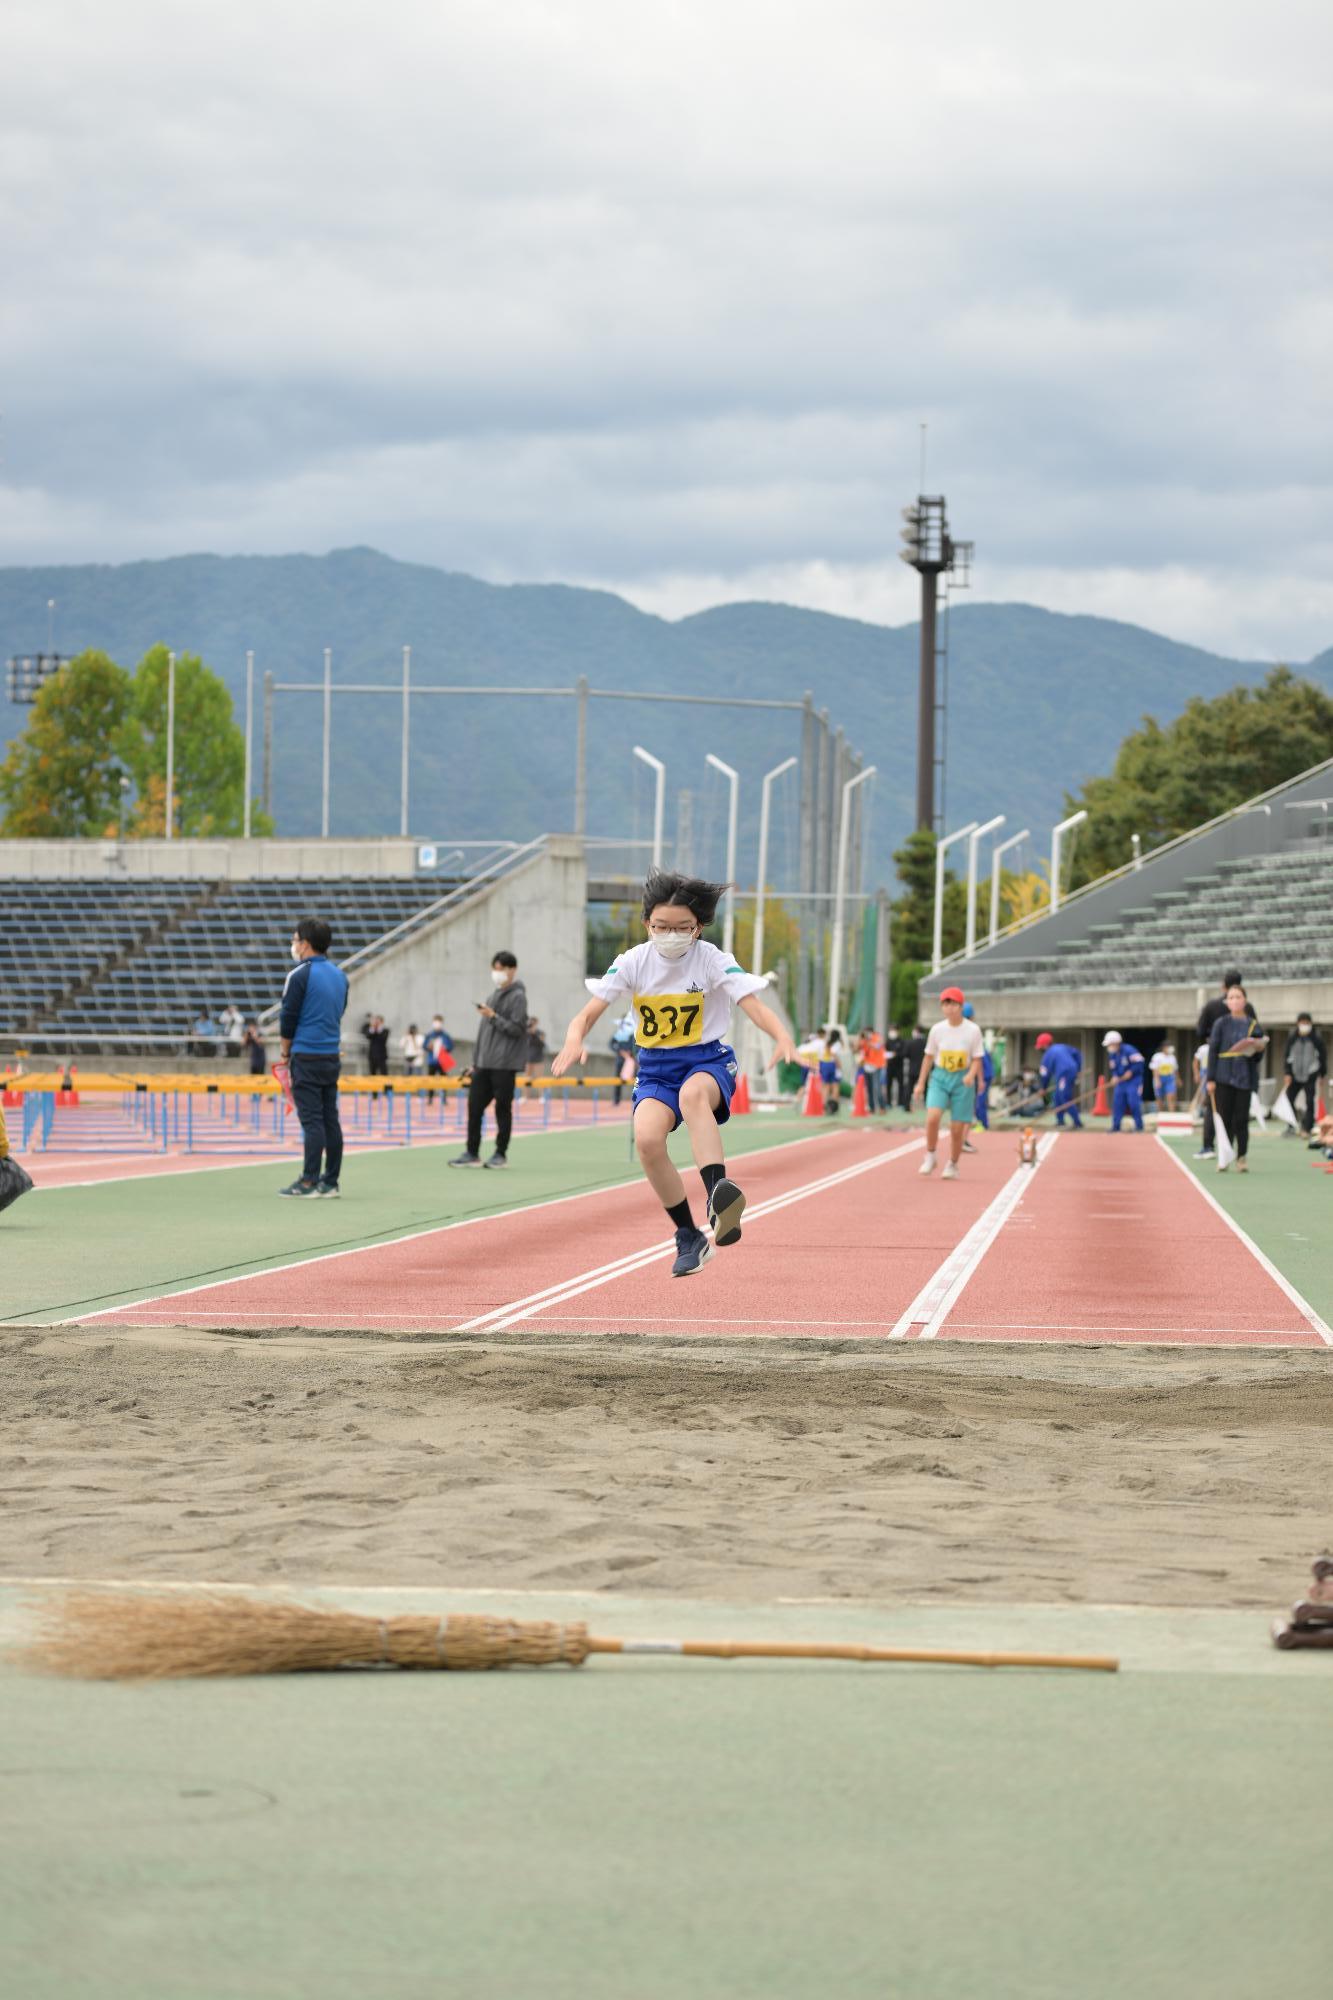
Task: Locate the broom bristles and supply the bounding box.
[16,1591,592,1679]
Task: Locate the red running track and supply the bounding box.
[81,1128,1328,1347]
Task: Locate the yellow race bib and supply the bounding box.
[633,993,704,1049]
[938,1048,968,1073]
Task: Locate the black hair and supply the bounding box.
[641,867,725,927]
[1226,981,1247,997]
[1297,1010,1312,1022]
[1222,968,1242,988]
[295,916,332,954]
[492,949,518,969]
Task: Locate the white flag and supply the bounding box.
[1271,1089,1299,1130]
[1251,1091,1267,1128]
[1215,1118,1236,1169]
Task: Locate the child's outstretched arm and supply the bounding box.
[552,996,610,1076]
[737,993,797,1068]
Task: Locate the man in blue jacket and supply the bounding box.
[1036,1032,1083,1128]
[278,916,349,1198]
[1103,1030,1145,1133]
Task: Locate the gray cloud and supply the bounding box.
[2,0,1331,657]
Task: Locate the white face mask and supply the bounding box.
[1298,1023,1311,1035]
[492,969,512,987]
[653,933,695,961]
[290,943,303,962]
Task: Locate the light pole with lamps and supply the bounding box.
[632,746,665,867]
[1049,809,1088,913]
[164,650,176,841]
[243,651,254,839]
[988,828,1030,945]
[827,764,876,1023]
[704,752,739,957]
[753,754,797,981]
[964,815,1005,957]
[932,820,977,974]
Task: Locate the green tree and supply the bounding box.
[1065,667,1333,884]
[889,827,966,963]
[0,650,132,836]
[119,645,265,837]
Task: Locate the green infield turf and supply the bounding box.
[0,1115,844,1325]
[1,1588,1328,2000]
[1161,1127,1333,1327]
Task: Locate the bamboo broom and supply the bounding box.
[14,1591,1119,1679]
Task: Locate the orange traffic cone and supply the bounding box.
[732,1070,751,1115]
[802,1070,823,1117]
[851,1072,869,1118]
[1092,1073,1109,1117]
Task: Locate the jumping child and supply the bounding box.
[552,869,797,1276]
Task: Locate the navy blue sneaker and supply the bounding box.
[671,1226,714,1277]
[706,1177,745,1246]
[278,1178,319,1198]
[315,1178,340,1198]
[448,1153,483,1168]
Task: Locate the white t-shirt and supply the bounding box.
[925,1019,984,1076]
[586,940,767,1052]
[1150,1050,1179,1081]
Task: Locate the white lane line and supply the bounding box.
[888,1134,1059,1341]
[61,1124,859,1325]
[455,1137,925,1333]
[1153,1135,1332,1345]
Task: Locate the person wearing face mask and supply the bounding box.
[449,951,528,1169]
[277,916,349,1198]
[1282,1014,1326,1139]
[552,868,797,1276]
[1207,983,1268,1173]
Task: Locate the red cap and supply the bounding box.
[940,986,965,1005]
[1035,1032,1053,1049]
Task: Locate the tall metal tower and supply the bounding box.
[900,496,972,831]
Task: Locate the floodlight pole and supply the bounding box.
[400,646,411,838]
[705,752,740,957]
[1049,810,1088,913]
[932,820,977,974]
[321,648,333,839]
[964,815,1005,957]
[989,828,1030,945]
[828,765,877,1023]
[243,650,254,840]
[754,754,797,981]
[164,650,176,841]
[633,746,665,867]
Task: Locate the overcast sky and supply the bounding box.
[3,0,1330,658]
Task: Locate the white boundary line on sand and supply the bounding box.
[455,1137,925,1333]
[1154,1134,1332,1346]
[62,1123,869,1326]
[888,1133,1060,1341]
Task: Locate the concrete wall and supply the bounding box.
[0,837,441,881]
[342,836,589,1063]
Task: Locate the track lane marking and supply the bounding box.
[455,1137,925,1332]
[63,1124,866,1326]
[1153,1135,1332,1345]
[888,1134,1059,1340]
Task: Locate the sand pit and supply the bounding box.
[4,1325,1330,1608]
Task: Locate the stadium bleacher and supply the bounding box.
[3,876,455,1047]
[974,838,1333,995]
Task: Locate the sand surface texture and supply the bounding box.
[7,1327,1331,1606]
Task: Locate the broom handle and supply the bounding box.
[587,1637,1118,1672]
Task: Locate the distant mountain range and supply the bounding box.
[3,547,1329,885]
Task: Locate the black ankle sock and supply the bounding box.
[700,1163,726,1197]
[666,1198,694,1231]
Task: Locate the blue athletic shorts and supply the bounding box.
[925,1069,976,1122]
[633,1040,738,1130]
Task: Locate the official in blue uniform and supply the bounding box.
[962,1004,994,1129]
[1036,1032,1083,1128]
[1103,1030,1145,1132]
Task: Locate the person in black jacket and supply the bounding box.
[1283,1014,1327,1137]
[1207,983,1267,1173]
[1195,969,1254,1155]
[449,950,528,1169]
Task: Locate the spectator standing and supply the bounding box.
[242,1020,267,1077]
[1207,983,1267,1173]
[857,1028,888,1111]
[277,917,348,1199]
[1149,1040,1180,1111]
[1283,1014,1326,1138]
[364,1014,390,1079]
[191,1007,222,1058]
[901,1024,929,1104]
[449,950,529,1169]
[881,1026,905,1109]
[399,1024,425,1076]
[424,1014,455,1078]
[609,1011,637,1106]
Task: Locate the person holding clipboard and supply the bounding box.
[1207,983,1268,1173]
